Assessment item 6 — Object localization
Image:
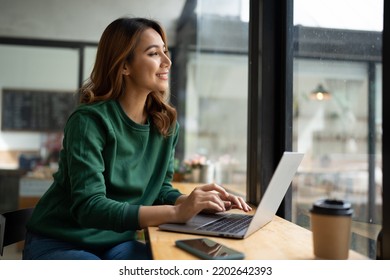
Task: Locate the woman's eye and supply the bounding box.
[149,52,158,56]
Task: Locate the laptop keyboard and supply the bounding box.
[197,214,253,233]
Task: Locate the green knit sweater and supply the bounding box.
[27,100,182,249]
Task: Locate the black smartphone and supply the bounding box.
[175,238,245,260]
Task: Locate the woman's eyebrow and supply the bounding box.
[144,44,166,52]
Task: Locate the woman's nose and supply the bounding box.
[162,53,171,68]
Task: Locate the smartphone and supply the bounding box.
[175,238,245,260]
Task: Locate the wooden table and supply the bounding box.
[146,183,367,260]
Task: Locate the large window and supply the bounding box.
[173,0,249,196]
[292,0,383,258]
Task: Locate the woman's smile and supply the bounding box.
[156,71,169,80]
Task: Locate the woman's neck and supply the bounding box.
[118,91,149,124]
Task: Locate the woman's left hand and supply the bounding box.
[208,186,252,213]
[175,183,252,219]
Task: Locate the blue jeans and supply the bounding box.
[22,232,152,260]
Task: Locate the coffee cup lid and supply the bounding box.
[310,199,353,216]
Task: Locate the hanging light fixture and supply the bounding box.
[310,84,331,101]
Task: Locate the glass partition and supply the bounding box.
[175,0,249,196]
[292,0,383,258]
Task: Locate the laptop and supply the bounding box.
[159,152,304,239]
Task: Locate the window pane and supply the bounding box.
[293,0,383,258]
[174,0,249,196]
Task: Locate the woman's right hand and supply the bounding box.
[173,183,251,223]
[138,183,251,228]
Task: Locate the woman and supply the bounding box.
[23,17,251,260]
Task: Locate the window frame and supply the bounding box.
[247,0,293,219]
[381,0,390,259]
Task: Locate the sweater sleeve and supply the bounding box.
[153,122,183,205]
[64,111,140,232]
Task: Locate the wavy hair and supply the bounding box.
[79,17,177,136]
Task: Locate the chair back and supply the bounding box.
[0,208,34,256]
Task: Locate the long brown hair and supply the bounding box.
[79,17,177,136]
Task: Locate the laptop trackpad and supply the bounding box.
[188,213,225,226]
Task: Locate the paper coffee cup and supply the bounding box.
[310,199,353,259]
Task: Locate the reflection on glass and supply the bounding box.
[293,0,383,258]
[175,0,248,196]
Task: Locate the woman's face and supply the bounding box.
[125,28,171,94]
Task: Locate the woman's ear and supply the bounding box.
[122,62,130,76]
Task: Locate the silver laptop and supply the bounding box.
[159,152,304,239]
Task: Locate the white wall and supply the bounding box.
[0,45,79,167]
[0,0,185,44]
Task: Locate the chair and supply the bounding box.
[0,208,34,256]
